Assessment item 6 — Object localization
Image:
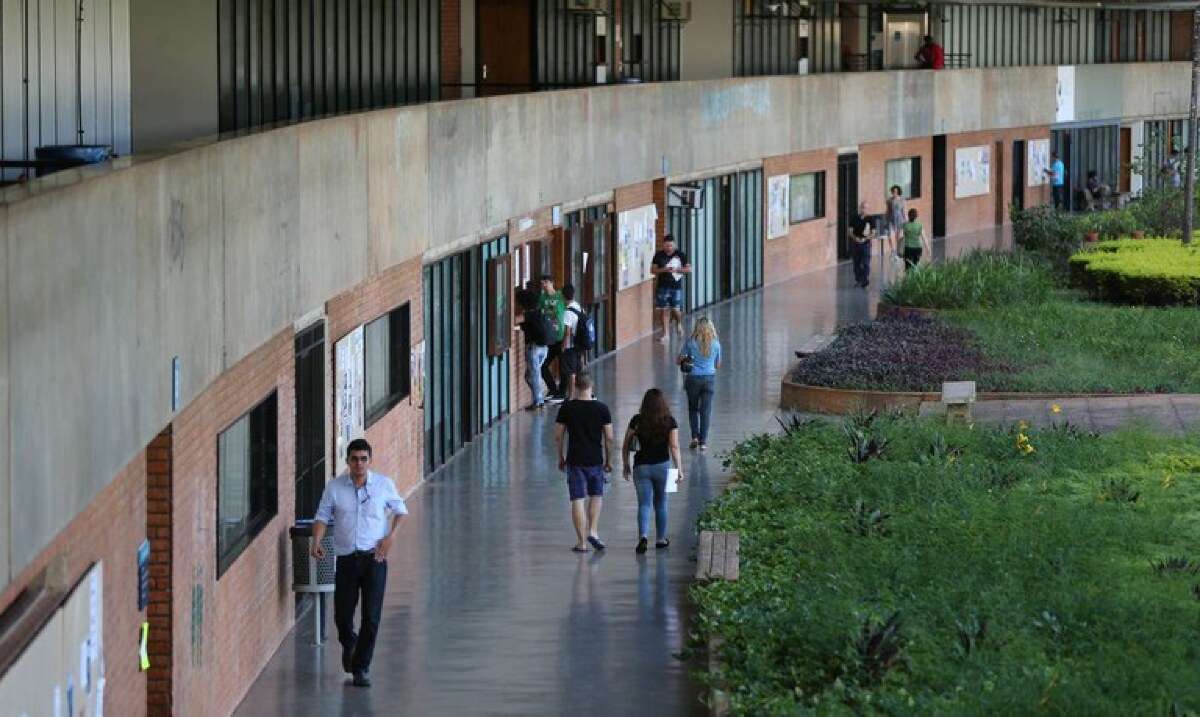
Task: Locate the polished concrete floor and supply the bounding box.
[235,228,1011,717]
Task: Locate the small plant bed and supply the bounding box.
[691,415,1200,714]
[1069,238,1200,306]
[881,250,1056,310]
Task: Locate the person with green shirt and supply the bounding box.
[538,274,568,402]
[899,207,931,270]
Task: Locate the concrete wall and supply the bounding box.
[129,0,219,152]
[681,0,733,81]
[0,62,1192,589]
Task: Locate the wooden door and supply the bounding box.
[1120,127,1132,194]
[994,141,1006,226]
[478,0,534,95]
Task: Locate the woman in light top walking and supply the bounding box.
[622,388,685,553]
[677,316,722,452]
[899,207,931,270]
[887,185,907,255]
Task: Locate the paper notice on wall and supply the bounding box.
[334,326,365,475]
[767,175,790,239]
[616,204,658,291]
[1027,139,1050,188]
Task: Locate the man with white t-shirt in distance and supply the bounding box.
[650,236,691,344]
[560,283,586,400]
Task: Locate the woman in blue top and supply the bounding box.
[677,316,722,452]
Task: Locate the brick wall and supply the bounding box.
[170,329,297,717]
[612,181,660,348]
[0,448,148,717]
[943,127,1051,237]
[327,256,426,496]
[146,427,173,716]
[762,149,839,286]
[440,0,462,99]
[858,136,934,246]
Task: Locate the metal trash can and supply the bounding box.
[290,520,336,644]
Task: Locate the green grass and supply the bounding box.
[692,416,1200,716]
[944,293,1200,393]
[882,251,1056,310]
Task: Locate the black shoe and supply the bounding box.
[341,644,356,673]
[547,394,566,404]
[352,670,371,687]
[587,535,607,551]
[656,538,671,549]
[524,402,544,412]
[636,537,648,554]
[862,280,870,288]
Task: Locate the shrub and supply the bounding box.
[881,250,1056,309]
[1010,205,1084,263]
[788,316,1009,391]
[1126,188,1189,239]
[1069,238,1200,306]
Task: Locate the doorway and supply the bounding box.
[882,13,927,69]
[294,321,325,519]
[836,153,859,260]
[932,135,947,237]
[1012,140,1026,211]
[477,0,534,95]
[994,141,1006,225]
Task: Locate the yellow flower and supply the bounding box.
[1018,420,1029,430]
[1051,404,1062,414]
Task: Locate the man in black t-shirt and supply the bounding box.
[554,372,614,552]
[650,236,691,344]
[848,202,874,288]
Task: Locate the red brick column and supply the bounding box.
[146,427,174,716]
[441,0,462,99]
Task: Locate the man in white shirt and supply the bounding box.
[560,283,585,400]
[311,438,407,687]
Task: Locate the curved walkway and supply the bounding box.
[234,228,1011,716]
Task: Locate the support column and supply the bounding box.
[146,427,174,716]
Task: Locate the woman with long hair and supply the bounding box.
[677,316,722,452]
[887,184,907,255]
[622,388,684,553]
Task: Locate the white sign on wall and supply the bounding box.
[954,146,991,198]
[1055,66,1075,123]
[334,326,365,476]
[1028,139,1051,187]
[767,175,790,239]
[616,203,658,291]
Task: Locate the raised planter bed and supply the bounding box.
[874,302,939,320]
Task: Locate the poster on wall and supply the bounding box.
[1055,66,1075,123]
[486,255,512,357]
[411,341,425,409]
[954,146,991,198]
[616,204,658,291]
[334,326,364,476]
[1027,139,1050,187]
[767,175,790,239]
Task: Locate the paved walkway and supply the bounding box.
[235,228,1012,717]
[925,395,1200,434]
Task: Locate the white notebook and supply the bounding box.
[666,468,679,493]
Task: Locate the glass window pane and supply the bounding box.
[789,172,819,222]
[218,416,250,556]
[886,158,914,198]
[365,313,391,418]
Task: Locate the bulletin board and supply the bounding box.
[616,204,658,291]
[0,563,105,717]
[954,145,991,198]
[334,327,365,476]
[766,174,790,239]
[1027,139,1050,187]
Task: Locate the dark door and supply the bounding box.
[294,322,325,519]
[994,141,1006,225]
[478,0,534,95]
[1012,140,1026,211]
[932,135,947,238]
[836,153,859,260]
[1119,127,1132,193]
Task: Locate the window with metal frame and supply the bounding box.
[789,171,826,222]
[294,322,326,520]
[365,303,412,428]
[217,392,278,577]
[886,157,921,199]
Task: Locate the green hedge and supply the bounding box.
[1069,238,1200,306]
[881,250,1056,309]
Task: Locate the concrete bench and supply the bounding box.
[696,530,740,582]
[794,334,836,359]
[941,381,977,424]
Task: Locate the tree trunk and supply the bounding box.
[1184,8,1200,245]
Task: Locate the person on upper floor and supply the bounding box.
[915,36,944,70]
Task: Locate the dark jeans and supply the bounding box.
[902,246,922,269]
[684,375,716,442]
[542,341,563,396]
[851,240,871,285]
[334,552,388,672]
[1052,184,1065,209]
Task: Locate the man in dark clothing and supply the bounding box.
[915,35,944,70]
[849,202,874,288]
[650,236,691,343]
[515,288,549,410]
[554,372,614,552]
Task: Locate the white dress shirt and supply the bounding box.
[314,470,408,556]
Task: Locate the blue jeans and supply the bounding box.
[634,461,671,540]
[525,343,548,405]
[684,375,716,442]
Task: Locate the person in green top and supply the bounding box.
[899,207,931,270]
[538,274,568,402]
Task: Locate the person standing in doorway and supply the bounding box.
[887,185,907,255]
[915,35,944,70]
[539,275,567,403]
[516,288,550,411]
[650,236,691,344]
[899,207,931,270]
[849,202,874,288]
[560,283,586,400]
[1045,151,1066,209]
[677,316,722,452]
[622,388,685,554]
[555,372,614,552]
[1162,149,1183,189]
[311,439,408,688]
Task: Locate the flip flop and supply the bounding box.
[587,536,607,551]
[572,546,590,553]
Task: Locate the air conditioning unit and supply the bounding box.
[564,0,608,14]
[660,0,692,23]
[668,183,705,210]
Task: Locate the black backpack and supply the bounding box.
[569,306,595,350]
[524,310,552,345]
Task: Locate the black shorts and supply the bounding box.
[560,347,584,375]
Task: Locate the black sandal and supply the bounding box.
[655,538,670,549]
